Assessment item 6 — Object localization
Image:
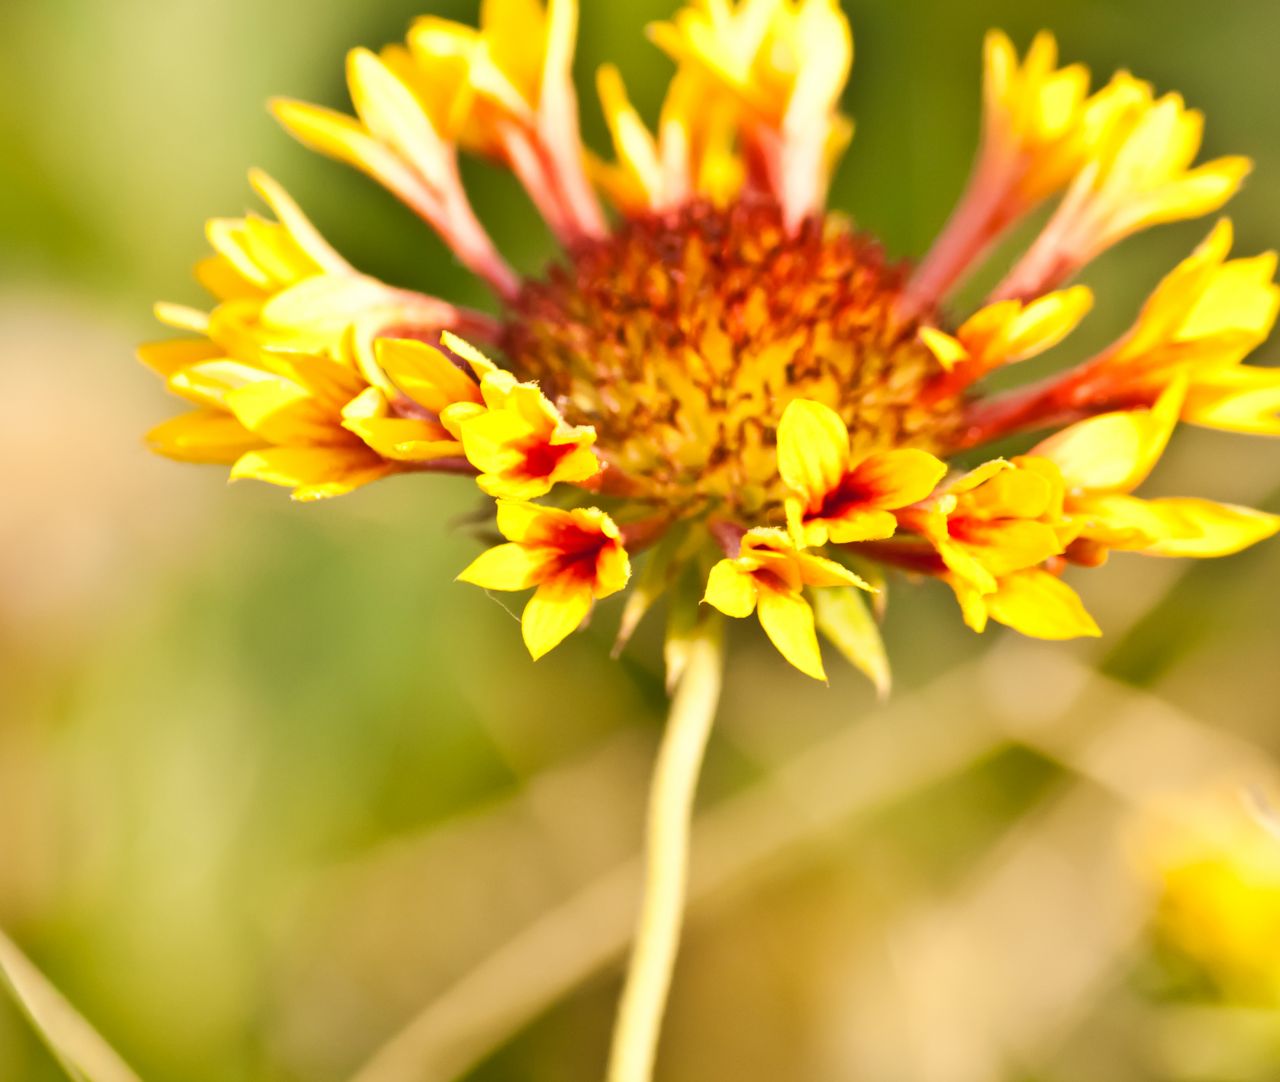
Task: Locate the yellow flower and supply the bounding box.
[918,285,1093,380]
[592,66,743,214]
[996,85,1251,300]
[458,501,631,658]
[1032,382,1280,560]
[139,170,495,396]
[906,34,1139,309]
[439,336,601,499]
[1073,220,1280,434]
[950,567,1100,641]
[704,528,870,680]
[1139,787,1280,1005]
[340,335,496,464]
[980,31,1092,205]
[386,0,605,242]
[650,0,854,226]
[899,460,1070,597]
[144,4,1279,680]
[777,399,946,547]
[272,50,520,294]
[149,348,394,502]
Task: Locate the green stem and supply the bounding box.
[605,619,725,1082]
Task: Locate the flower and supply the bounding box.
[1062,220,1280,434]
[458,501,630,659]
[1030,381,1280,563]
[703,528,870,681]
[777,399,946,547]
[1138,787,1280,1005]
[143,7,1278,676]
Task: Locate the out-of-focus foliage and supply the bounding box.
[2,2,1279,1080]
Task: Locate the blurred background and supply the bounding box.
[3,0,1280,1079]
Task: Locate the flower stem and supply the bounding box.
[605,618,725,1082]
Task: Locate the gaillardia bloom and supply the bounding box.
[143,1,1280,682]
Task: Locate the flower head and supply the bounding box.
[777,399,946,547]
[1139,787,1280,1005]
[143,13,1277,676]
[704,528,869,680]
[458,501,630,658]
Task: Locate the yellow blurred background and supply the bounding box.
[3,1,1280,1079]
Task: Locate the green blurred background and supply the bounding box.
[3,1,1280,1080]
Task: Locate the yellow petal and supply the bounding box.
[1137,498,1280,558]
[167,360,275,408]
[154,303,211,335]
[376,337,484,413]
[495,499,554,543]
[918,327,970,372]
[439,331,500,379]
[962,519,1066,577]
[812,586,891,697]
[224,378,328,442]
[347,47,451,183]
[261,275,394,336]
[231,446,390,498]
[822,509,899,545]
[271,98,381,172]
[595,541,632,598]
[1070,492,1194,550]
[522,576,594,660]
[1183,366,1280,436]
[146,410,264,464]
[248,169,352,274]
[1126,156,1252,233]
[137,339,223,379]
[1179,251,1280,343]
[757,587,826,682]
[457,542,551,591]
[794,550,874,591]
[984,570,1102,640]
[1002,285,1093,360]
[1032,379,1185,493]
[950,575,991,634]
[776,398,850,502]
[703,560,758,619]
[936,539,999,597]
[948,458,1013,495]
[341,389,458,461]
[597,64,663,207]
[850,448,948,508]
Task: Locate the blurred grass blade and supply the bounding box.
[0,927,143,1082]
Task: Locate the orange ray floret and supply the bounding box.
[919,285,1093,382]
[777,399,947,546]
[995,82,1251,300]
[649,0,854,227]
[898,459,1071,596]
[950,567,1101,640]
[437,337,600,499]
[457,501,631,658]
[1031,382,1280,561]
[703,528,871,681]
[1073,220,1280,433]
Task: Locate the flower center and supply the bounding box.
[502,197,962,521]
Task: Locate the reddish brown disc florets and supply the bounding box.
[502,198,962,520]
